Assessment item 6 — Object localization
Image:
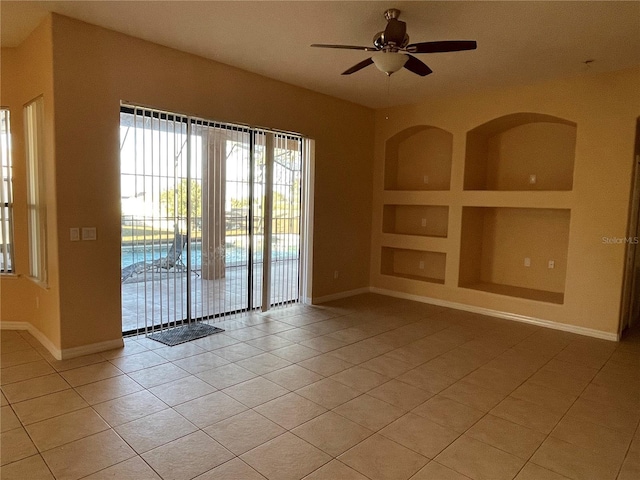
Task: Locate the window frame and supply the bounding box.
[24,97,47,285]
[0,108,14,274]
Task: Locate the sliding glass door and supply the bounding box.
[120,106,304,335]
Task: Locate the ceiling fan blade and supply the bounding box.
[311,44,377,51]
[404,55,433,76]
[384,19,407,45]
[406,40,477,54]
[342,57,374,75]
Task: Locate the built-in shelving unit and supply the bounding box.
[458,207,570,304]
[381,247,446,284]
[376,113,576,307]
[380,125,452,286]
[464,113,577,191]
[384,125,453,191]
[383,205,449,237]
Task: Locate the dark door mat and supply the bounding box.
[147,323,225,346]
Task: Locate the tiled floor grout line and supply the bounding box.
[3,304,638,480]
[607,352,640,480]
[386,325,550,479]
[375,324,602,479]
[2,335,70,479]
[509,341,623,480]
[614,422,640,480]
[8,315,504,478]
[278,320,542,479]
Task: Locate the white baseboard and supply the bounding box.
[61,338,124,360]
[1,321,125,360]
[313,287,371,304]
[28,325,64,359]
[2,321,63,359]
[370,287,619,342]
[1,321,30,331]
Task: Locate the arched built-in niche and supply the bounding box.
[384,125,453,191]
[464,113,577,191]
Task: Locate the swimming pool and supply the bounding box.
[121,240,298,268]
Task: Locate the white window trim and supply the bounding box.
[24,97,48,285]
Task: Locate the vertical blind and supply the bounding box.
[0,109,13,273]
[120,106,304,335]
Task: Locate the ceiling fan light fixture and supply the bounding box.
[372,51,408,75]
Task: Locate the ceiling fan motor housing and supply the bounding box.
[384,8,401,20]
[374,31,410,50]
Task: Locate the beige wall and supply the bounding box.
[385,126,453,190]
[3,13,638,351]
[2,14,374,352]
[383,205,449,237]
[372,66,640,335]
[396,128,453,191]
[1,17,61,348]
[394,249,446,283]
[477,207,570,293]
[485,122,576,191]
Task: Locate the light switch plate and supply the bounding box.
[82,227,97,241]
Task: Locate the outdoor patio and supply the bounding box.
[121,259,300,333]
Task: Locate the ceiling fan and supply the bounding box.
[311,8,477,77]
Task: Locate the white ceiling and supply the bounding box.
[2,1,639,109]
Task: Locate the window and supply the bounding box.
[0,109,14,273]
[24,97,47,284]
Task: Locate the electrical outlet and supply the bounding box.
[70,228,80,241]
[421,218,427,227]
[333,270,339,279]
[524,257,531,267]
[529,174,537,185]
[423,175,429,184]
[548,260,555,269]
[419,261,425,270]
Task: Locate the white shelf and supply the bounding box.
[462,282,564,304]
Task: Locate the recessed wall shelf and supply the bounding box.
[383,205,449,237]
[381,247,446,284]
[458,207,570,304]
[467,283,565,304]
[385,125,453,191]
[464,113,577,191]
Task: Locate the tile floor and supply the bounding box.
[1,293,639,480]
